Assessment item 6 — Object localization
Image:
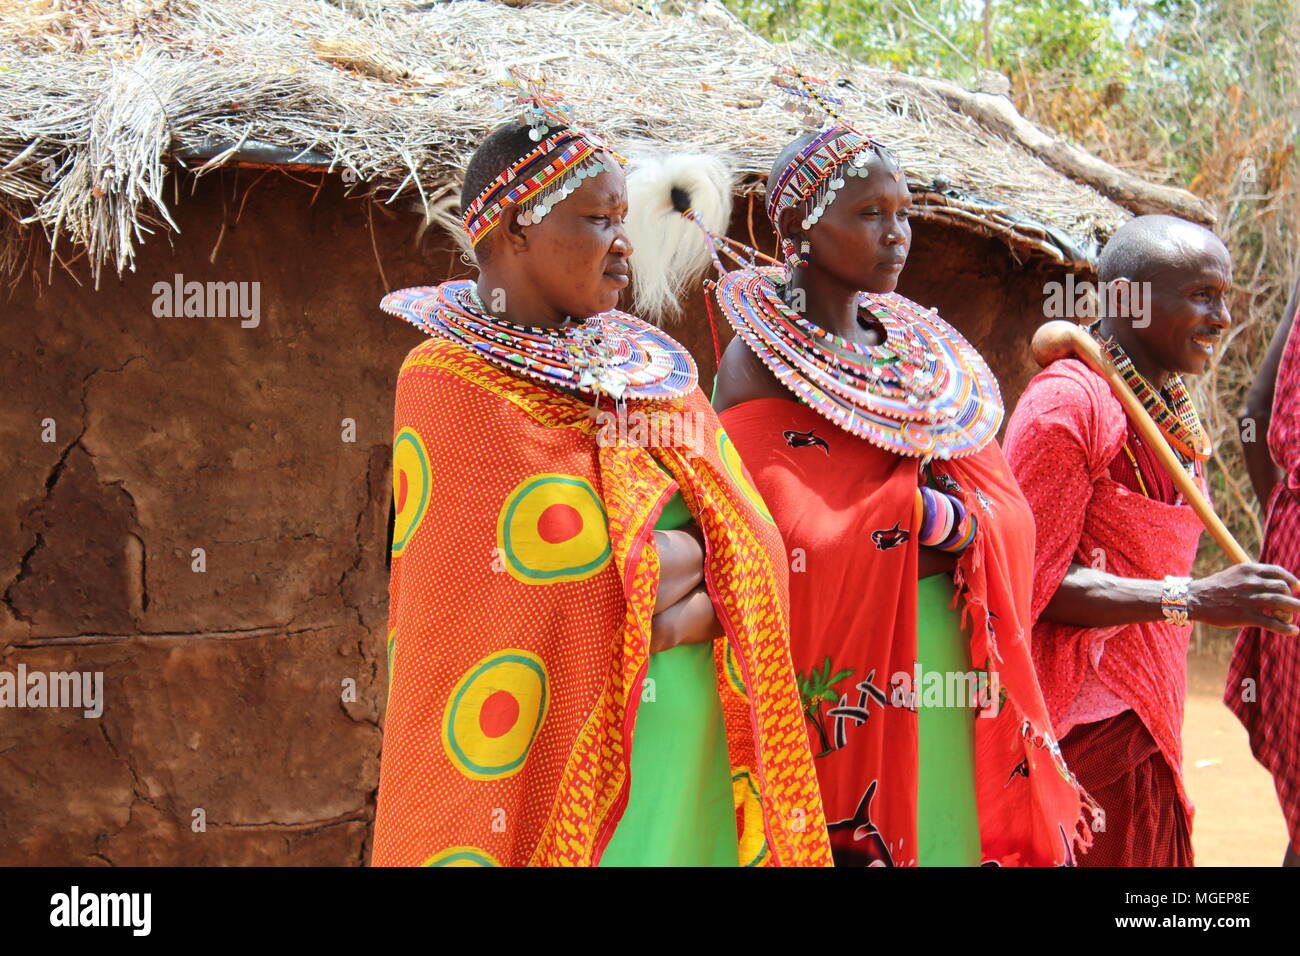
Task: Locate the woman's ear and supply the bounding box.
[500,204,529,253]
[777,205,803,247]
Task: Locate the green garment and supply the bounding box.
[598,482,739,866]
[915,572,982,866]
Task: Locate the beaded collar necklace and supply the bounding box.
[380,281,698,403]
[715,266,1003,459]
[1087,321,1211,462]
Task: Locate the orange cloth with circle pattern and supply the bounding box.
[372,336,831,867]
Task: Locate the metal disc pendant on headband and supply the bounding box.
[379,281,698,402]
[713,266,1003,458]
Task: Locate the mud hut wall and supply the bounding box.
[0,171,437,864]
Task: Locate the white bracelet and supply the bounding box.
[1161,575,1192,627]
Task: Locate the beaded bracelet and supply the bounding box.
[1160,575,1192,627]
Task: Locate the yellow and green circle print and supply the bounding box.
[497,473,612,584]
[391,426,430,557]
[731,769,771,868]
[443,649,549,781]
[716,430,775,525]
[421,846,500,867]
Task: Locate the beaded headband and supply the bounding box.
[462,69,624,247]
[766,68,892,231]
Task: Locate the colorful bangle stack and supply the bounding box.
[914,486,978,553]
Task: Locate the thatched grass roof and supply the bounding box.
[0,0,1207,285]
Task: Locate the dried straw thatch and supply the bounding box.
[0,0,1207,286]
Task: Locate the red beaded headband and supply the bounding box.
[462,69,624,247]
[767,68,890,229]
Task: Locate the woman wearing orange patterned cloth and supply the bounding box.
[371,76,830,867]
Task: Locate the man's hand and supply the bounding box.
[1189,563,1300,635]
[1044,562,1300,633]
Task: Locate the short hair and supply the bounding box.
[1098,214,1226,285]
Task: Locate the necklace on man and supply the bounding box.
[1087,321,1210,462]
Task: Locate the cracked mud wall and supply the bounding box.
[0,170,1070,865]
[0,171,439,865]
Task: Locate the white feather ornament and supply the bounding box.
[624,151,734,324]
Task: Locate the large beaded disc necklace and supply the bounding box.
[1087,320,1211,462]
[714,265,1003,459]
[380,280,698,403]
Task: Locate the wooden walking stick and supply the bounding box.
[1031,320,1253,565]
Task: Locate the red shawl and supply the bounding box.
[1003,358,1205,821]
[720,397,1092,866]
[1226,300,1300,850]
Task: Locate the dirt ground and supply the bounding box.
[1184,648,1288,866]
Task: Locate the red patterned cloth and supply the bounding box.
[1004,358,1207,863]
[1059,709,1193,866]
[720,398,1092,868]
[372,336,831,866]
[1226,303,1300,854]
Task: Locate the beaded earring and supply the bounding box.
[782,238,811,281]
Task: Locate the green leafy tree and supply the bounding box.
[797,655,854,756]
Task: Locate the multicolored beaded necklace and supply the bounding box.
[1087,321,1211,462]
[714,266,1003,459]
[380,281,698,403]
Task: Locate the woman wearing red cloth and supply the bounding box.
[1229,275,1300,867]
[627,72,1091,866]
[1005,215,1300,866]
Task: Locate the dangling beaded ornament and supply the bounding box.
[783,237,811,281]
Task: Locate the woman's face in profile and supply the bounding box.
[519,155,633,319]
[798,154,912,295]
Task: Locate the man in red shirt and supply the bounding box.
[1004,214,1300,865]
